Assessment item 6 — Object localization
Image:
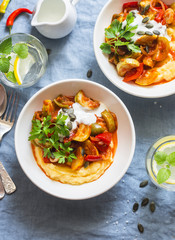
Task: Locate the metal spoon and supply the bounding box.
[0,84,7,117]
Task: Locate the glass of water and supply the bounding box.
[0,33,48,88]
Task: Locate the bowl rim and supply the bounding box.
[93,0,175,99]
[15,79,136,200]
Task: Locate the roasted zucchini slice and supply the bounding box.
[75,90,100,109]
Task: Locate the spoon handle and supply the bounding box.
[0,175,5,199]
[0,161,16,194]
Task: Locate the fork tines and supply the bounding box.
[1,91,19,123]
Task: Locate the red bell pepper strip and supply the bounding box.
[95,132,112,145]
[6,8,33,33]
[154,10,164,23]
[85,155,102,162]
[123,2,138,10]
[123,63,144,82]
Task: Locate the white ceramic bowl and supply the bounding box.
[94,0,175,98]
[15,79,135,200]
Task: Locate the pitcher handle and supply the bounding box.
[71,0,80,6]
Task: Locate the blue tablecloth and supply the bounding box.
[0,0,175,239]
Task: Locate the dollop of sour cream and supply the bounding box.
[122,10,171,42]
[59,102,107,130]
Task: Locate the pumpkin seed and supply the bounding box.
[141,198,149,207]
[69,113,76,121]
[46,49,51,55]
[142,17,149,23]
[138,223,144,233]
[145,46,149,53]
[153,30,160,35]
[145,31,153,36]
[67,121,72,130]
[84,161,89,168]
[133,202,139,212]
[144,4,150,12]
[137,31,145,35]
[150,201,156,212]
[87,69,92,78]
[139,180,148,188]
[146,23,153,28]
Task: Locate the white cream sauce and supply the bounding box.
[122,10,171,42]
[59,102,107,130]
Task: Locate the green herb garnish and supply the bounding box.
[28,114,76,164]
[100,12,140,55]
[154,151,175,184]
[0,37,29,83]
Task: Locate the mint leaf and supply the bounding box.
[166,152,175,166]
[154,151,167,165]
[115,40,130,46]
[127,43,141,53]
[6,71,17,83]
[110,19,122,35]
[105,28,116,39]
[100,43,111,54]
[0,57,10,73]
[13,43,28,59]
[0,38,12,55]
[157,168,171,184]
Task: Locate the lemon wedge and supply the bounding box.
[14,53,35,85]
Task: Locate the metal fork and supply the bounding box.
[0,91,19,142]
[0,91,19,198]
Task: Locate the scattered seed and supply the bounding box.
[138,223,144,233]
[144,4,150,12]
[81,148,85,156]
[133,202,139,212]
[145,31,153,36]
[87,69,92,78]
[67,121,72,130]
[150,201,156,212]
[46,49,51,55]
[84,161,89,168]
[142,17,149,23]
[145,46,149,53]
[137,31,145,35]
[141,198,149,207]
[153,30,160,35]
[139,180,148,188]
[69,113,76,121]
[146,23,154,28]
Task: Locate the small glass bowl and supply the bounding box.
[0,33,48,88]
[146,135,175,191]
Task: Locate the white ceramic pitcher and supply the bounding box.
[31,0,79,39]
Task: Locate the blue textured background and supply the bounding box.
[0,0,175,239]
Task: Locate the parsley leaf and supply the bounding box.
[100,43,111,54]
[127,43,141,53]
[100,12,140,55]
[29,114,76,164]
[13,43,28,59]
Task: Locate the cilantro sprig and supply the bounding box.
[0,37,29,83]
[154,151,175,184]
[28,114,76,164]
[100,12,140,55]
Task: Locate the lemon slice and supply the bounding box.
[14,53,35,85]
[152,142,175,184]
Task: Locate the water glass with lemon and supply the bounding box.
[0,33,48,88]
[146,135,175,191]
